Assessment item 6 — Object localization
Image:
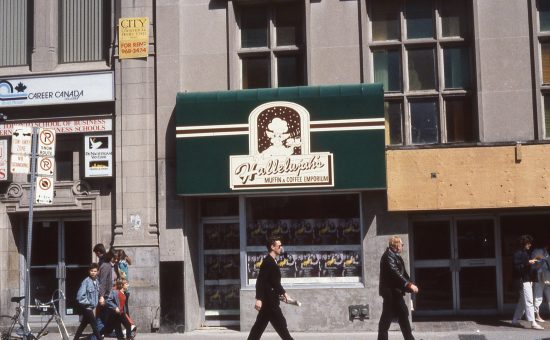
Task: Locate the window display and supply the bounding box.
[246,194,362,285]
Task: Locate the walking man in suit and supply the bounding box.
[247,236,294,340]
[378,236,419,340]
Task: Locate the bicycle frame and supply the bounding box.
[2,290,69,340]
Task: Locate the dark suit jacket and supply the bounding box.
[379,247,411,297]
[255,255,286,307]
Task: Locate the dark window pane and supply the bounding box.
[371,1,400,41]
[408,48,436,90]
[444,47,470,89]
[446,97,474,143]
[411,99,439,144]
[64,221,92,265]
[374,49,402,91]
[31,221,59,265]
[276,3,303,46]
[201,197,239,217]
[539,0,550,32]
[385,101,403,145]
[542,43,550,84]
[459,267,497,309]
[56,150,73,181]
[544,94,550,138]
[457,219,495,258]
[240,7,268,48]
[242,56,270,89]
[415,268,453,310]
[441,1,467,37]
[406,0,433,39]
[413,220,451,259]
[277,54,303,87]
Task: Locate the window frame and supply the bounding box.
[229,0,308,90]
[533,0,550,139]
[365,0,476,146]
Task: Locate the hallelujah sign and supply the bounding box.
[230,101,334,190]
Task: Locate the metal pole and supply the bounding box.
[23,127,38,339]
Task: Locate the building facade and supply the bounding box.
[1,0,549,334]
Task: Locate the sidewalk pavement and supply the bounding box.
[40,318,550,340]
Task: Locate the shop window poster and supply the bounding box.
[204,223,239,250]
[204,284,240,310]
[247,250,361,284]
[205,254,240,281]
[246,218,360,246]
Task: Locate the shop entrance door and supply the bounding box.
[412,218,498,315]
[200,219,241,326]
[27,218,91,321]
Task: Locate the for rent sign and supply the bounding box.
[119,17,149,59]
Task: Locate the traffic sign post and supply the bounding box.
[15,126,56,340]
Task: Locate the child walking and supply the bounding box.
[73,263,102,340]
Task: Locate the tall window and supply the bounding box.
[0,0,30,67]
[59,0,109,63]
[369,0,475,145]
[237,1,305,89]
[536,0,550,138]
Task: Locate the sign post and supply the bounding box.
[16,127,56,339]
[22,127,38,339]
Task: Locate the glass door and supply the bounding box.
[27,218,91,320]
[200,220,240,326]
[412,217,498,315]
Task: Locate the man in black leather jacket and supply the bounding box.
[378,236,418,340]
[247,236,294,340]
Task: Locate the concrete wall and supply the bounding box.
[387,144,550,211]
[474,0,535,142]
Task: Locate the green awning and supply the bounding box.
[176,83,386,195]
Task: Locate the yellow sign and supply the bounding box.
[118,17,149,59]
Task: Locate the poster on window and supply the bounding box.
[204,285,223,310]
[219,254,240,280]
[84,135,112,177]
[247,218,360,246]
[222,285,240,310]
[247,250,361,284]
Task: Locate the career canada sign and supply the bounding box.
[229,102,334,190]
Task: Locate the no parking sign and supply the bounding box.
[35,176,54,204]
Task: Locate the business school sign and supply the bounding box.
[0,72,114,107]
[230,102,333,190]
[0,118,113,136]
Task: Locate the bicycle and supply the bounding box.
[0,289,70,340]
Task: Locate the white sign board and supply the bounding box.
[0,140,8,180]
[0,118,113,137]
[37,128,56,156]
[229,101,334,190]
[10,154,30,174]
[37,156,55,176]
[11,127,32,155]
[35,176,54,204]
[84,135,113,177]
[0,72,114,107]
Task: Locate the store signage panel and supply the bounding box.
[0,118,113,136]
[119,17,149,59]
[230,102,334,190]
[0,72,114,107]
[84,135,113,177]
[176,83,386,195]
[0,139,8,180]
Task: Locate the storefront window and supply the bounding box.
[245,194,362,285]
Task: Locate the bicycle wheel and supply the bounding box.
[0,315,20,340]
